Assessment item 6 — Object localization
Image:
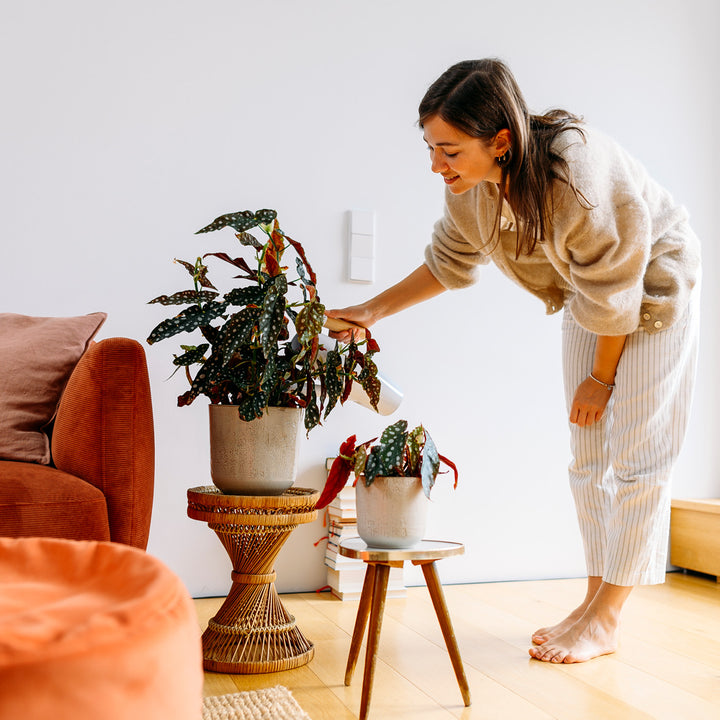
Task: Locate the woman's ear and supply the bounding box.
[493,128,512,156]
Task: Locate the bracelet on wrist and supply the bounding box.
[589,373,615,391]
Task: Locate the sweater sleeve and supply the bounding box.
[424,187,491,290]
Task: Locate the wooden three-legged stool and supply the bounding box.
[339,538,471,720]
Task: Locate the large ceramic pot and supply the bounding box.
[208,405,304,495]
[355,476,428,549]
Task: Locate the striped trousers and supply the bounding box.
[561,290,700,586]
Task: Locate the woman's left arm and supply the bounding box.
[570,334,627,427]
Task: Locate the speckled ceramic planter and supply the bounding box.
[208,405,304,495]
[355,476,428,548]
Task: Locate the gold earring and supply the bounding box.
[496,148,511,167]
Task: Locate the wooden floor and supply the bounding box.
[195,572,720,720]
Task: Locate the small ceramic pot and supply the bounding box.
[355,476,427,549]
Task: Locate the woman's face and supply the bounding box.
[422,115,504,194]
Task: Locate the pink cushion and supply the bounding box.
[0,537,203,720]
[0,313,106,464]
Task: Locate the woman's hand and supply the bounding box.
[570,376,613,427]
[324,305,376,343]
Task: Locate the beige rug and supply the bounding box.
[202,685,311,720]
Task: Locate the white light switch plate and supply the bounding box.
[348,209,375,283]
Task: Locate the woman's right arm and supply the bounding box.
[325,264,446,341]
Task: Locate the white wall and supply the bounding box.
[3,0,718,596]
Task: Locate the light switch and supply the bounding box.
[351,209,375,236]
[351,233,374,258]
[350,257,374,283]
[348,210,375,283]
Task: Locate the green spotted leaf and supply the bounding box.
[147,300,228,344]
[377,419,408,474]
[304,381,321,432]
[363,420,408,483]
[261,353,278,392]
[364,447,383,485]
[259,283,286,358]
[149,290,218,306]
[254,208,277,226]
[420,428,440,498]
[174,258,216,290]
[237,392,267,421]
[179,352,224,406]
[172,343,210,367]
[219,307,260,364]
[406,426,425,476]
[224,286,265,307]
[236,231,263,249]
[358,355,380,411]
[295,301,325,346]
[323,347,343,419]
[196,209,278,235]
[295,257,309,286]
[352,445,368,477]
[174,259,198,277]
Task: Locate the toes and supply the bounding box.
[529,643,569,663]
[529,644,554,662]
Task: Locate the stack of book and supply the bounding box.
[324,460,405,600]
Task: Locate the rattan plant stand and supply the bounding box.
[187,485,319,674]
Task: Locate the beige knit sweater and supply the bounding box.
[425,126,701,335]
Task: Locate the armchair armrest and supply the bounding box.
[52,337,155,548]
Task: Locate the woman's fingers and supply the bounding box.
[322,316,367,340]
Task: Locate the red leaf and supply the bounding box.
[264,245,281,277]
[203,253,257,279]
[366,337,380,354]
[341,375,353,404]
[177,390,196,407]
[284,234,318,286]
[338,434,357,458]
[315,434,357,509]
[271,223,285,255]
[309,335,319,366]
[438,454,459,489]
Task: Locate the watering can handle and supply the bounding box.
[323,316,367,339]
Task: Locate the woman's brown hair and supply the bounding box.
[418,58,589,256]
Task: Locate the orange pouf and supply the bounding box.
[0,537,203,720]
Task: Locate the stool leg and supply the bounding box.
[345,563,376,686]
[360,563,390,720]
[420,561,471,707]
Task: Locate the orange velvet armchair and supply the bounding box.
[0,338,154,549]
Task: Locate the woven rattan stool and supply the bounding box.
[187,485,319,674]
[340,538,471,720]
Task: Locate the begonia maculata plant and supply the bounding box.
[316,419,459,509]
[147,208,380,433]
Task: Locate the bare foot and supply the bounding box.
[531,606,586,645]
[529,612,619,663]
[532,577,603,645]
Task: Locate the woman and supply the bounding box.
[327,58,701,664]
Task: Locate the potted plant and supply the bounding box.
[317,419,459,548]
[147,207,380,495]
